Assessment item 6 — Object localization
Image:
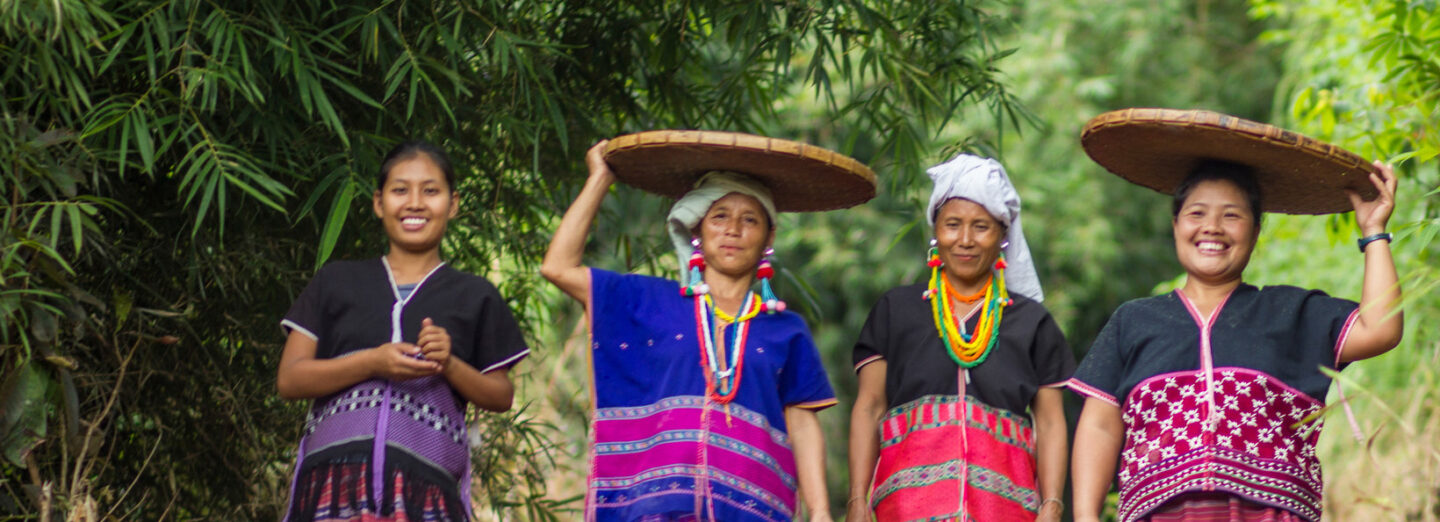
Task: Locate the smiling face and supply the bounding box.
[933,198,1006,292]
[696,193,774,280]
[1172,179,1258,286]
[373,153,458,255]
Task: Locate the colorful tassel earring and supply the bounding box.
[923,239,941,300]
[757,247,786,313]
[681,237,710,297]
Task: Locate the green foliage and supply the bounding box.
[1,0,1023,518]
[951,0,1288,369]
[1248,1,1440,518]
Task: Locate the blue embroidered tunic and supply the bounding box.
[586,268,836,521]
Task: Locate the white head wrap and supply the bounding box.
[666,172,777,286]
[925,154,1044,302]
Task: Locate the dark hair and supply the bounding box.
[1171,160,1263,229]
[377,140,455,190]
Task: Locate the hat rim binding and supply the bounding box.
[602,130,878,212]
[1080,108,1379,215]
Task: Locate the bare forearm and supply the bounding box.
[1032,389,1068,518]
[848,362,886,520]
[847,403,881,501]
[539,143,614,303]
[444,359,515,412]
[278,350,375,400]
[1358,238,1402,340]
[786,407,831,520]
[1342,162,1403,361]
[540,174,607,272]
[1072,399,1123,520]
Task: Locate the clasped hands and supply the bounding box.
[371,317,452,381]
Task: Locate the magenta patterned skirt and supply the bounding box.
[1144,493,1306,522]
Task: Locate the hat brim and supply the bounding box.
[1081,108,1378,215]
[602,130,877,212]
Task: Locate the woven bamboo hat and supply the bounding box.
[602,130,877,212]
[1081,108,1378,214]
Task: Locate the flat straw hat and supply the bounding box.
[1081,108,1378,214]
[602,130,877,212]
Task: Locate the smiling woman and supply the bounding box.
[372,142,460,255]
[933,198,1008,296]
[1169,161,1261,289]
[847,154,1074,522]
[276,141,530,522]
[1069,110,1405,522]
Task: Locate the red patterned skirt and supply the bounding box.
[869,394,1040,521]
[288,459,461,522]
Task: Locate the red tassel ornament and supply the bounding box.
[756,262,774,279]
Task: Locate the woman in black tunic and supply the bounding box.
[276,141,530,521]
[847,154,1074,521]
[1069,110,1404,522]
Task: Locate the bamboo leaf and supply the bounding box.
[222,172,286,213]
[315,181,356,269]
[66,204,83,254]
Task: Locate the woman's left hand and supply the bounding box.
[418,318,452,371]
[1349,160,1398,236]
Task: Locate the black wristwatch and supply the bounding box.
[1357,232,1392,252]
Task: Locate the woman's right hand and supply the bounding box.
[369,342,442,381]
[586,139,616,186]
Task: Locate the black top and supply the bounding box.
[852,283,1075,416]
[1070,284,1357,405]
[282,258,529,374]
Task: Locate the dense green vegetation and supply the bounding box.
[2,0,1435,520]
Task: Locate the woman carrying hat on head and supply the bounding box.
[1068,109,1405,522]
[542,132,876,521]
[846,154,1076,522]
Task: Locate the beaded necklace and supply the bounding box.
[924,248,1012,368]
[694,292,763,403]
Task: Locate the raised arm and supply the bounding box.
[1339,161,1404,363]
[539,140,616,306]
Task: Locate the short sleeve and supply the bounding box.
[780,318,837,411]
[1068,307,1124,407]
[1032,312,1076,388]
[281,265,327,341]
[471,284,530,373]
[1298,289,1360,363]
[589,267,624,316]
[851,292,890,373]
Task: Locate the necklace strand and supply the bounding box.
[927,264,1010,368]
[695,292,761,403]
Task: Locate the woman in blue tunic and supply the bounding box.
[277,141,530,521]
[541,132,875,521]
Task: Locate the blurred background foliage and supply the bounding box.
[1,0,1435,520]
